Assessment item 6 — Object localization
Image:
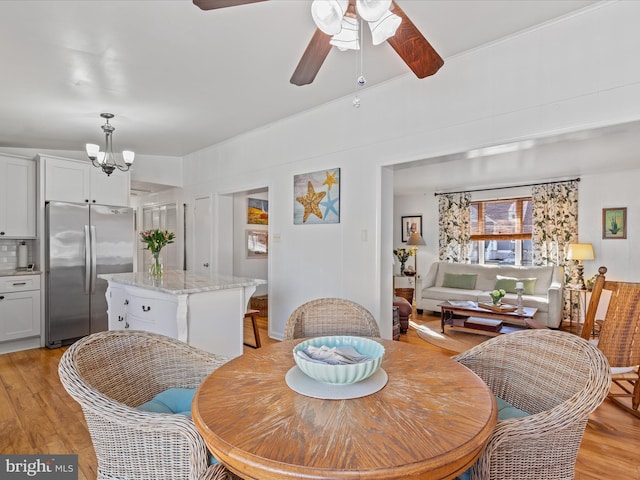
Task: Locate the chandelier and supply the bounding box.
[311,0,401,51]
[85,113,135,176]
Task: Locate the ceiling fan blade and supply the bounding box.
[290,29,332,86]
[193,0,266,11]
[386,1,444,79]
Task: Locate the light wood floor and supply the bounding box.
[0,315,638,479]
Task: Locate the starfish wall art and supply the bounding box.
[294,169,340,225]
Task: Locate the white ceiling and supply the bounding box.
[393,120,640,196]
[0,0,598,158]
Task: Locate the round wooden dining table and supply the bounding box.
[192,339,497,480]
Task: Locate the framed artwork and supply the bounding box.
[247,230,268,258]
[602,207,627,239]
[293,168,340,225]
[247,198,268,225]
[401,215,422,242]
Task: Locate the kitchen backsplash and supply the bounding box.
[0,239,34,270]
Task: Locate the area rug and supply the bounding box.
[410,318,489,354]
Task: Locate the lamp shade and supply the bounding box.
[567,243,594,261]
[86,143,100,160]
[329,16,360,51]
[311,0,348,35]
[122,150,135,165]
[368,10,401,45]
[406,232,426,246]
[356,0,391,22]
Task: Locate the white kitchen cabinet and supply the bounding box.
[0,274,41,342]
[0,155,36,238]
[106,284,128,331]
[124,286,180,339]
[102,271,266,359]
[41,155,130,206]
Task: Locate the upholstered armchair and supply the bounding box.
[453,329,610,479]
[58,330,232,480]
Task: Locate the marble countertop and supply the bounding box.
[99,271,267,295]
[0,269,41,276]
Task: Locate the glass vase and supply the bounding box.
[149,252,163,277]
[400,262,406,275]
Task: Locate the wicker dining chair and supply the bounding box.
[581,266,640,417]
[453,329,610,480]
[58,330,233,480]
[283,298,380,340]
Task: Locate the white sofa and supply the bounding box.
[416,262,565,328]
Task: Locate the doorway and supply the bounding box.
[231,188,269,337]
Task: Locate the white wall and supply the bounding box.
[139,2,640,340]
[578,168,640,281]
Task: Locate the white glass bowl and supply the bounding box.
[293,336,385,385]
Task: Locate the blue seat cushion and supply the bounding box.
[136,387,219,465]
[137,387,196,416]
[495,396,530,420]
[457,396,530,480]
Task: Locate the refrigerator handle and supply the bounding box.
[84,225,91,294]
[90,225,97,294]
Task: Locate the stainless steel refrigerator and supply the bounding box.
[45,201,134,347]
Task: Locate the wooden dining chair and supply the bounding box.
[582,266,640,417]
[283,298,380,340]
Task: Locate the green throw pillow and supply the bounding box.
[442,273,478,290]
[495,275,536,295]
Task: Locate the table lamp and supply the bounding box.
[406,232,426,276]
[567,243,595,290]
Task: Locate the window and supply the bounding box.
[470,197,532,266]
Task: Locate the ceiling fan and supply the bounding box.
[193,0,444,86]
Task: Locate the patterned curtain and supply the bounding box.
[438,193,472,263]
[531,180,579,321]
[531,180,579,266]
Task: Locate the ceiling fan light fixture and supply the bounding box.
[355,0,391,22]
[311,0,348,35]
[329,16,360,51]
[368,10,401,45]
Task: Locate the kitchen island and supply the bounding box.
[100,271,267,359]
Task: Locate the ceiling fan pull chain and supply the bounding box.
[353,18,365,108]
[358,17,366,86]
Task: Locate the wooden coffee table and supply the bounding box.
[439,301,539,336]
